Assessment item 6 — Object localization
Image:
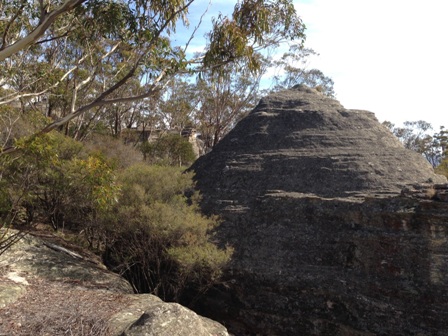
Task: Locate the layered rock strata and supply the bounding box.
[190,85,448,335]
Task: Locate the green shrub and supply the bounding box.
[83,133,143,168]
[436,155,448,178]
[140,134,196,166]
[102,164,232,302]
[1,130,229,303]
[1,132,119,232]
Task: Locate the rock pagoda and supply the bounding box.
[190,85,448,335]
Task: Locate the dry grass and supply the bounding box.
[0,277,132,336]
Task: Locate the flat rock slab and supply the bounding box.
[0,231,133,293]
[0,230,229,336]
[109,294,229,336]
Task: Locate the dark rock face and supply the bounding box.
[192,85,445,204]
[189,85,448,335]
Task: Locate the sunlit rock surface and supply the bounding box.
[190,85,448,335]
[0,231,229,336]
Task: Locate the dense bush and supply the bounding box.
[140,134,196,166]
[0,106,49,150]
[1,130,230,303]
[102,164,232,302]
[436,155,448,178]
[0,131,119,231]
[84,133,143,168]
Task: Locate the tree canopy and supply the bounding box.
[384,120,447,168]
[0,0,309,153]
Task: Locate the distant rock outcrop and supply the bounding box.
[0,231,229,336]
[189,85,448,335]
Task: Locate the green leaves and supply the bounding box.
[140,134,196,166]
[205,16,252,68]
[118,164,194,204]
[103,163,231,301]
[386,121,448,168]
[71,153,119,210]
[204,0,305,74]
[1,131,119,229]
[1,0,309,154]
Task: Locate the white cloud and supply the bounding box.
[294,0,448,129]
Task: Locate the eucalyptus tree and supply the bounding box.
[384,120,447,168]
[194,56,265,149]
[0,0,306,154]
[271,44,335,96]
[435,129,448,177]
[157,78,198,132]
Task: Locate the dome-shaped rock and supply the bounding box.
[191,85,445,205]
[189,86,448,336]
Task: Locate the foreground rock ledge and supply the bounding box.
[189,85,448,335]
[0,231,229,336]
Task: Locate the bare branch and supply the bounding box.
[182,0,211,54]
[70,42,121,112]
[35,30,70,45]
[102,70,169,105]
[0,52,91,105]
[0,112,20,151]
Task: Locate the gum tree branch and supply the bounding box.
[0,0,86,62]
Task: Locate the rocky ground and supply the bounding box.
[0,229,229,336]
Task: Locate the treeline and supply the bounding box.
[0,0,334,155]
[384,120,448,176]
[0,0,333,303]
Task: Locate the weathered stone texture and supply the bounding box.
[110,294,229,336]
[190,85,448,335]
[0,232,133,293]
[0,231,229,336]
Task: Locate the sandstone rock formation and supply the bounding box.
[0,230,229,336]
[190,85,448,335]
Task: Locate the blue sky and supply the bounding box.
[182,0,448,131]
